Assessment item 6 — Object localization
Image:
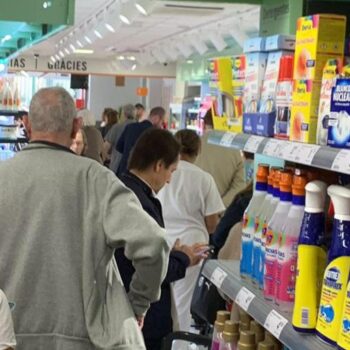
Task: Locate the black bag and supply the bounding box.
[190,259,226,326]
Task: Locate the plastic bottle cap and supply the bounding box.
[250,320,265,343]
[273,170,282,189]
[239,309,252,324]
[257,164,270,183]
[327,185,350,219]
[238,331,256,349]
[258,341,275,350]
[224,320,239,334]
[240,322,251,331]
[217,310,231,323]
[292,175,307,196]
[215,321,225,332]
[305,180,327,213]
[223,330,239,343]
[264,332,281,350]
[279,171,293,193]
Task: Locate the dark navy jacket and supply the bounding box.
[115,172,190,340]
[116,120,153,177]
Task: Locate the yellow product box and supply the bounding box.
[294,14,346,80]
[290,80,321,143]
[208,57,235,132]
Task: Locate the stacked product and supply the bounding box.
[290,14,346,144]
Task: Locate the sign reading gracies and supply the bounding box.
[8,57,88,73]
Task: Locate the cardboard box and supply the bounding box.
[294,14,346,80]
[328,79,350,148]
[290,80,321,143]
[243,37,266,53]
[265,35,295,52]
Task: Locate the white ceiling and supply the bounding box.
[24,0,260,65]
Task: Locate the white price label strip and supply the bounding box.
[331,149,350,174]
[244,136,265,153]
[210,267,228,289]
[275,141,294,160]
[235,287,255,311]
[264,310,289,339]
[263,139,281,157]
[220,132,236,147]
[293,144,320,165]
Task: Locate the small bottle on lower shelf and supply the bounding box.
[238,330,256,350]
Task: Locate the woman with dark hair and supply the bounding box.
[99,108,118,139]
[158,129,225,333]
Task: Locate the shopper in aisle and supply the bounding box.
[158,129,225,333]
[115,128,208,350]
[104,104,136,173]
[99,107,118,139]
[0,289,16,350]
[116,106,166,177]
[78,108,105,164]
[71,128,88,156]
[0,87,170,350]
[195,109,246,207]
[135,103,146,121]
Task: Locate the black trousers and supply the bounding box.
[145,337,162,350]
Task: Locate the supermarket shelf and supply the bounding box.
[208,130,350,175]
[0,110,25,116]
[202,260,333,350]
[0,138,28,144]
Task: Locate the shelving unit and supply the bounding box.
[208,130,350,175]
[202,260,333,350]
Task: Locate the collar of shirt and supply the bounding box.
[24,140,75,154]
[125,171,157,197]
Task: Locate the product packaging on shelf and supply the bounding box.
[243,37,266,54]
[327,78,350,149]
[316,59,342,146]
[212,311,231,350]
[290,79,321,143]
[316,185,350,345]
[294,14,346,80]
[265,35,295,52]
[338,274,350,349]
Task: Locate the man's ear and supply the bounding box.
[23,115,32,139]
[154,160,163,173]
[71,118,81,139]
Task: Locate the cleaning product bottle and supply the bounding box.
[250,320,265,344]
[264,171,293,301]
[337,273,350,349]
[212,311,231,350]
[264,332,282,350]
[238,330,256,350]
[259,169,282,289]
[275,174,307,311]
[241,164,269,278]
[219,321,239,350]
[292,181,327,332]
[316,185,350,345]
[257,341,274,350]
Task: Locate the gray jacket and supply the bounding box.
[0,142,169,350]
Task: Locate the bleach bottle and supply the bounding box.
[240,164,269,278]
[264,171,293,301]
[316,185,350,346]
[292,181,327,333]
[275,174,307,311]
[338,273,350,349]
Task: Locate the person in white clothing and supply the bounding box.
[0,289,16,350]
[158,129,225,332]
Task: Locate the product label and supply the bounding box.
[252,216,263,282]
[240,213,255,276]
[316,257,350,343]
[276,232,299,303]
[211,339,220,350]
[264,227,279,299]
[338,281,350,349]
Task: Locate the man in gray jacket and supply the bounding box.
[0,87,170,350]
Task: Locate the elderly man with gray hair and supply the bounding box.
[0,87,170,350]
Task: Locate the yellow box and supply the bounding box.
[290,80,321,143]
[294,14,346,80]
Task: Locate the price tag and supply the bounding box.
[275,141,294,160]
[331,149,350,174]
[263,139,281,157]
[293,144,320,165]
[210,267,228,289]
[244,136,265,153]
[264,310,289,339]
[220,132,236,147]
[235,287,255,311]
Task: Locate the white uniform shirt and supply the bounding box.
[0,289,16,350]
[158,160,225,247]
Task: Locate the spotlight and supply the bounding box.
[135,0,153,16]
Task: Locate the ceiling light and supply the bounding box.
[119,2,137,25]
[187,60,193,64]
[94,29,103,39]
[74,49,94,54]
[55,54,60,60]
[20,70,29,77]
[117,55,125,60]
[209,33,228,52]
[84,35,92,44]
[135,0,153,16]
[105,23,116,33]
[76,40,84,48]
[69,44,76,52]
[131,64,137,71]
[59,50,65,58]
[127,56,136,61]
[50,56,56,63]
[64,48,70,55]
[1,35,12,43]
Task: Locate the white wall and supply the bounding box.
[88,75,142,121]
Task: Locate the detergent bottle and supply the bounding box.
[240,164,269,278]
[292,180,327,332]
[219,321,239,350]
[252,167,282,286]
[212,311,231,350]
[338,273,350,349]
[264,171,293,301]
[275,174,307,311]
[259,169,282,289]
[316,185,350,345]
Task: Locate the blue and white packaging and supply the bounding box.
[244,37,266,53]
[328,79,350,149]
[265,35,296,52]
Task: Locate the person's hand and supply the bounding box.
[136,315,144,329]
[173,240,209,266]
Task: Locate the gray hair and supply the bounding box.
[123,104,136,120]
[77,109,96,127]
[29,87,76,133]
